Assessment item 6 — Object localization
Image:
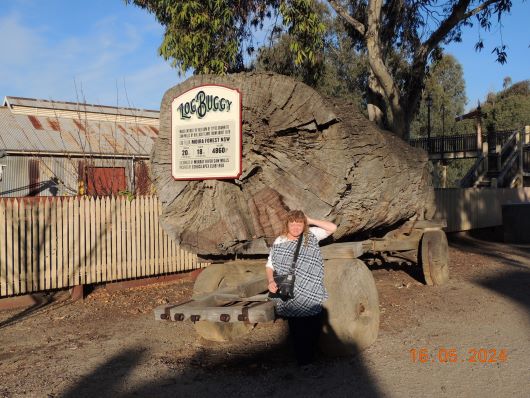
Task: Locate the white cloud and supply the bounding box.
[0,9,180,110]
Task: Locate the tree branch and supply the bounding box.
[463,0,501,19]
[423,0,500,53]
[327,0,366,36]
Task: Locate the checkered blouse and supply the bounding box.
[268,227,329,317]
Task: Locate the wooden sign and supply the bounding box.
[171,85,242,180]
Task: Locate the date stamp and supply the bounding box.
[410,348,508,364]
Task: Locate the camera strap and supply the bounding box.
[289,234,304,272]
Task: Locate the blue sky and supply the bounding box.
[1,0,529,111]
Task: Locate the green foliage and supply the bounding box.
[436,158,476,188]
[118,189,136,201]
[126,0,325,74]
[481,80,530,131]
[254,10,368,109]
[128,0,514,137]
[440,80,530,188]
[410,55,467,138]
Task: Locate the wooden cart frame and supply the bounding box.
[154,219,448,352]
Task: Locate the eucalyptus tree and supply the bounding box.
[127,0,513,139]
[410,55,467,138]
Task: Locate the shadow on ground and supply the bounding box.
[61,330,385,398]
[449,229,530,318]
[0,292,64,330]
[448,229,530,271]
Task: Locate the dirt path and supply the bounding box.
[1,231,529,398]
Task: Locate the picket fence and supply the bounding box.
[0,196,207,298]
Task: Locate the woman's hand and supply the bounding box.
[306,215,337,234]
[268,280,278,293]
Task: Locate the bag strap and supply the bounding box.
[290,234,304,271]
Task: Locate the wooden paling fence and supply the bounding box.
[0,196,207,298]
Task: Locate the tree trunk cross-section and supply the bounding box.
[152,72,435,256]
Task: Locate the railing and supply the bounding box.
[409,130,517,155]
[497,149,520,187]
[499,130,518,165]
[493,130,517,148]
[523,146,530,174]
[0,196,207,298]
[460,154,486,188]
[409,134,478,153]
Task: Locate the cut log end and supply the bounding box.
[153,72,436,255]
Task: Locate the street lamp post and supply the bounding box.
[426,93,433,152]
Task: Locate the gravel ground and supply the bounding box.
[0,230,529,398]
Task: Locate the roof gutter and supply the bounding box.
[1,149,150,160]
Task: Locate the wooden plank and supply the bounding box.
[20,200,28,294]
[73,197,80,285]
[134,198,141,278]
[32,199,39,290]
[139,196,145,277]
[186,247,191,271]
[79,197,87,285]
[99,197,107,282]
[111,196,117,281]
[38,199,45,291]
[174,242,179,271]
[147,196,153,275]
[56,198,64,289]
[5,200,13,295]
[158,201,167,273]
[167,229,172,272]
[95,197,102,283]
[131,199,140,278]
[151,196,156,274]
[165,233,170,273]
[321,242,364,259]
[120,197,127,279]
[0,200,7,296]
[105,197,112,283]
[50,198,57,289]
[44,199,52,290]
[61,198,68,287]
[67,198,74,286]
[159,204,165,273]
[153,196,160,275]
[116,197,123,280]
[90,197,97,283]
[12,199,20,294]
[125,199,132,279]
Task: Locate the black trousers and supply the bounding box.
[287,312,322,366]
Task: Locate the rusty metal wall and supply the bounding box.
[0,155,143,197]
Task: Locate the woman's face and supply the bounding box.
[287,220,305,239]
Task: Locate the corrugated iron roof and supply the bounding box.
[0,98,159,157]
[3,96,159,119]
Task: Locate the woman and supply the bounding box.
[266,210,337,366]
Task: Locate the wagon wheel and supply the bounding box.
[420,230,449,286]
[192,261,264,342]
[320,259,380,356]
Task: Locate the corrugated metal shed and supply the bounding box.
[0,96,158,197]
[0,156,137,197]
[0,96,159,157]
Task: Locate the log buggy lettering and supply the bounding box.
[177,90,233,120]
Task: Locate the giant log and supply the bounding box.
[152,72,435,256]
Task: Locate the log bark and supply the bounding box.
[152,72,435,256]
